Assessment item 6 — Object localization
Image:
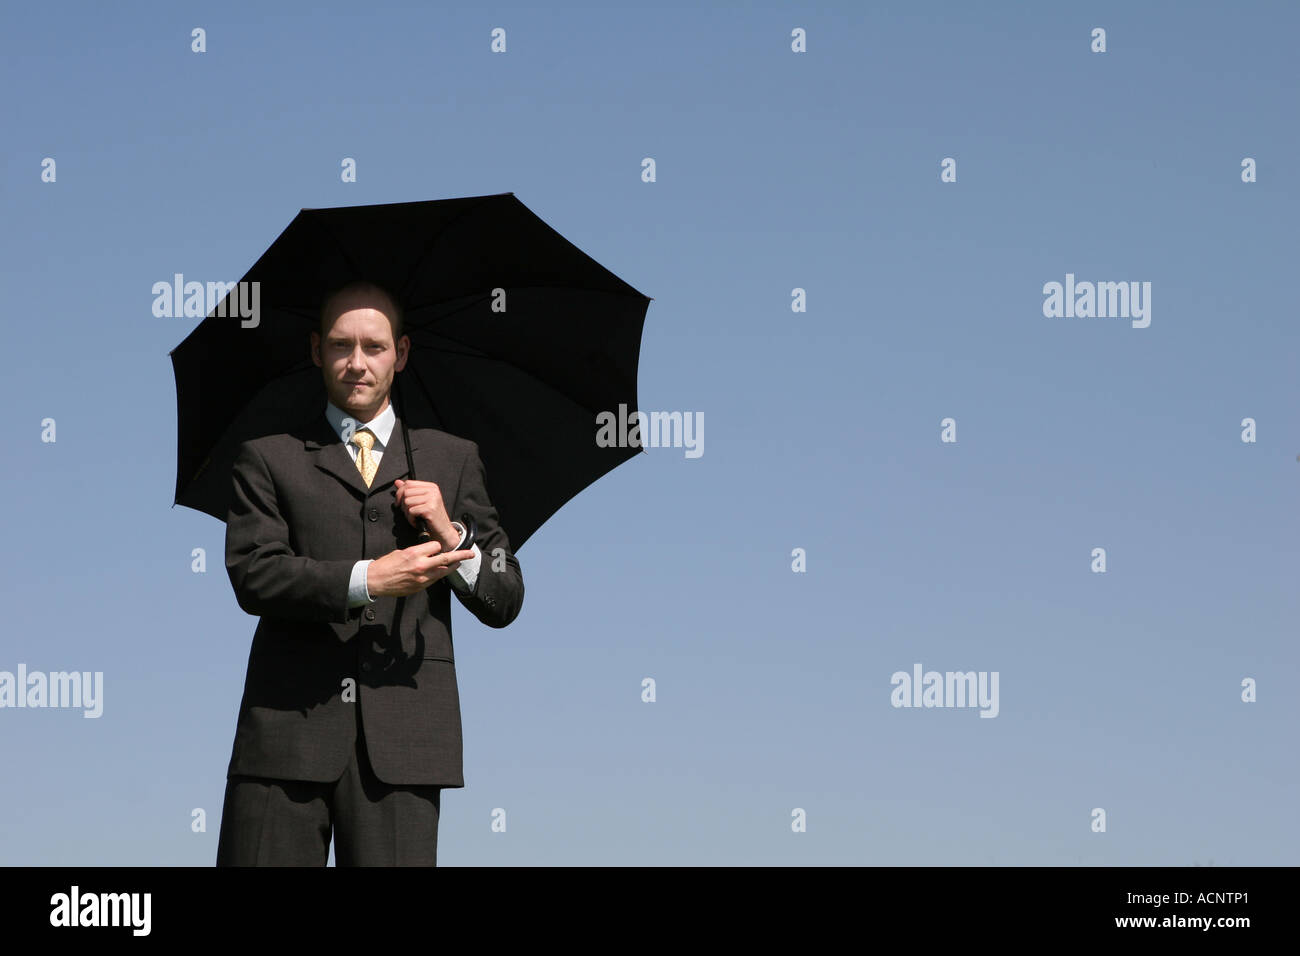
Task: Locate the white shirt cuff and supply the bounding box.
[347,559,374,607]
[452,543,482,593]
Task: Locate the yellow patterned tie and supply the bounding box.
[350,427,378,487]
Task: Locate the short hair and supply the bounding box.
[318,280,404,342]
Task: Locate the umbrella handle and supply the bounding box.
[416,513,476,552]
[458,512,477,552]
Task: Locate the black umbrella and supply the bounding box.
[170,192,650,549]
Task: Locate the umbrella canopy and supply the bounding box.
[170,192,650,549]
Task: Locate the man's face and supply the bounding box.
[311,292,410,423]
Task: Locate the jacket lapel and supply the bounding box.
[371,416,414,493]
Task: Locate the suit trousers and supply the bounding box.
[215,707,442,866]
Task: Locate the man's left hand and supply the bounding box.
[394,478,459,550]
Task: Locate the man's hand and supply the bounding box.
[367,540,476,598]
[394,478,459,550]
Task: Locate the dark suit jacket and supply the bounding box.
[223,408,524,788]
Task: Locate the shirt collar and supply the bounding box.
[324,399,396,449]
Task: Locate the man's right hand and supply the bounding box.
[367,540,476,597]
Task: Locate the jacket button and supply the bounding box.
[367,508,380,521]
[361,661,372,672]
[364,609,375,621]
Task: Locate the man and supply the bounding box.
[216,280,524,866]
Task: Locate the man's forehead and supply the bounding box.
[326,290,397,319]
[323,322,391,339]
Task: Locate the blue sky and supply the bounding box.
[1,0,1297,865]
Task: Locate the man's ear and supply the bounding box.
[395,334,411,372]
[309,331,322,367]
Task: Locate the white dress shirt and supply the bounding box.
[323,401,483,606]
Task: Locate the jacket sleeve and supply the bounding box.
[450,441,524,628]
[225,441,355,623]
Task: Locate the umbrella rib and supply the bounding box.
[396,195,503,304]
[414,324,640,419]
[400,349,618,447]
